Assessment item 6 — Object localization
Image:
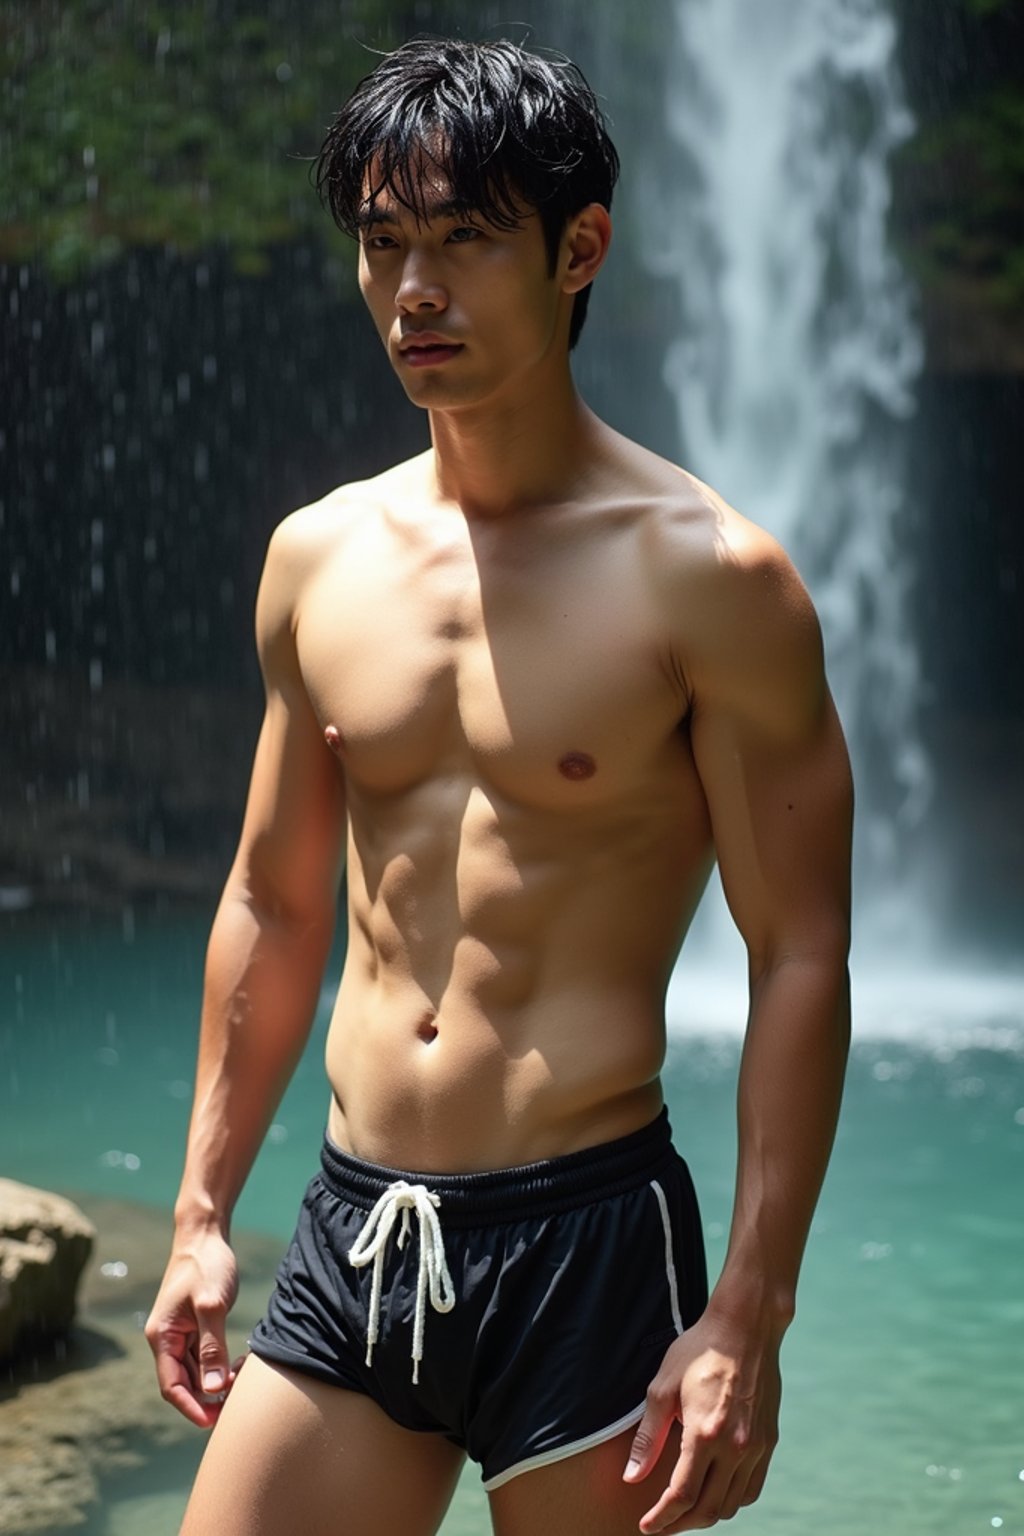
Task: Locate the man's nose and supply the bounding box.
[395,250,447,313]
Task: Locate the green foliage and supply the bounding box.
[0,0,652,284]
[0,0,410,281]
[960,0,1015,15]
[896,85,1024,311]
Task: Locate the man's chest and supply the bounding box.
[294,516,689,807]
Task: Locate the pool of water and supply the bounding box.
[3,907,1024,1534]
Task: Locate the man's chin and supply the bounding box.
[395,376,477,411]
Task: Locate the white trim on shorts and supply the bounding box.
[480,1179,686,1492]
[481,1400,647,1490]
[649,1177,685,1336]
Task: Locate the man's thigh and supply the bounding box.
[180,1353,465,1536]
[488,1423,681,1536]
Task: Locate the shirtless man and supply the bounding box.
[146,37,853,1536]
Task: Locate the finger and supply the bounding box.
[623,1394,676,1483]
[638,1435,714,1534]
[716,1455,760,1522]
[166,1377,222,1430]
[737,1445,773,1507]
[150,1335,220,1430]
[195,1301,231,1395]
[675,1453,751,1530]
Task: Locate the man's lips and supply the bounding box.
[398,334,464,367]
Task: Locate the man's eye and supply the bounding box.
[448,225,481,244]
[363,235,397,251]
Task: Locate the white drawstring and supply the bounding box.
[347,1180,456,1384]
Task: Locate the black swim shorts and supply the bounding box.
[248,1107,707,1490]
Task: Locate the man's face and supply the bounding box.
[356,161,567,411]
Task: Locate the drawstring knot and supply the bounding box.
[348,1180,456,1384]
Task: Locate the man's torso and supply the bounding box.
[282,433,740,1170]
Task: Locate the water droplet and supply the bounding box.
[991,1519,1003,1529]
[1014,1109,1024,1126]
[100,1261,128,1279]
[123,1153,141,1172]
[268,1124,289,1145]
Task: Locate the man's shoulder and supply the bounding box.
[613,441,822,711]
[264,453,429,578]
[617,440,794,596]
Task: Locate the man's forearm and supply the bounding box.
[710,950,850,1332]
[174,880,336,1237]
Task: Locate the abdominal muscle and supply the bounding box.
[324,772,711,1173]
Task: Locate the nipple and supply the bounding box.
[324,724,345,754]
[558,751,596,782]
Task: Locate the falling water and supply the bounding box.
[644,0,929,956]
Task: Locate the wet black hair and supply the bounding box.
[313,37,620,350]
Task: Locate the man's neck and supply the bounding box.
[427,370,601,520]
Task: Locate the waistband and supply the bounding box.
[319,1107,677,1227]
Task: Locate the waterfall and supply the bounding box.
[643,0,932,972]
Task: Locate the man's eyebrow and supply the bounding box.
[355,199,479,232]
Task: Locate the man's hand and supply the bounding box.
[623,1312,782,1532]
[145,1228,243,1429]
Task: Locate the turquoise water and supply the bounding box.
[3,907,1024,1534]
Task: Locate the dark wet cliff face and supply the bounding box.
[891,0,1024,376]
[0,0,1022,945]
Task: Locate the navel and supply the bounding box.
[558,750,596,782]
[415,1012,439,1045]
[324,724,345,755]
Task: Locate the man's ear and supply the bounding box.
[561,203,613,294]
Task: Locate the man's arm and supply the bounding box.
[626,524,853,1532]
[145,513,347,1427]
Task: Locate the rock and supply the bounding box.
[0,1182,96,1364]
[0,1195,284,1534]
